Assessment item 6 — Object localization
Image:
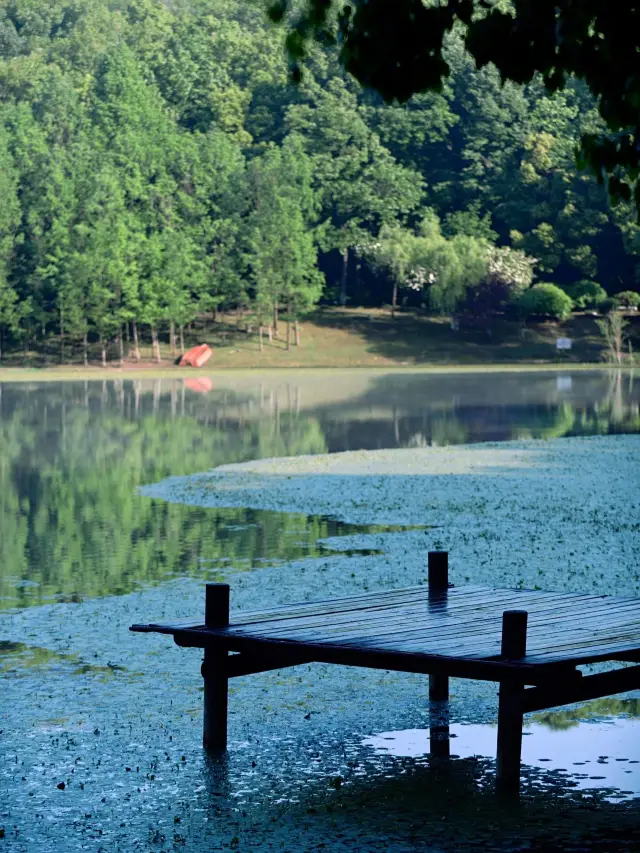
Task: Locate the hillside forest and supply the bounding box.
[1,0,640,363]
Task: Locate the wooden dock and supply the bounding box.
[131,552,640,795]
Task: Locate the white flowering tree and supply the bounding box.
[486,246,537,294]
[458,245,538,327]
[406,267,437,291]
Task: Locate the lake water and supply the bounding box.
[1,370,639,852]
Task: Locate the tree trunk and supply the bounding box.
[117,327,124,366]
[132,321,141,361]
[151,325,161,363]
[60,306,64,364]
[392,280,398,318]
[286,302,291,351]
[268,325,273,342]
[170,320,176,356]
[83,330,88,366]
[294,317,300,347]
[259,325,264,352]
[339,247,349,306]
[179,324,185,355]
[236,305,243,328]
[273,302,279,337]
[101,337,107,368]
[0,327,3,362]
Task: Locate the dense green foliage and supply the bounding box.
[516,284,574,321]
[0,0,639,361]
[283,0,640,207]
[562,280,608,311]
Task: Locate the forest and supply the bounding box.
[1,0,640,362]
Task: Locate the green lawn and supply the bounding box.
[0,307,637,378]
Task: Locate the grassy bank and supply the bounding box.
[0,307,637,379]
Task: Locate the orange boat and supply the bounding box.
[179,344,212,368]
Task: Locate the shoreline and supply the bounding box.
[0,362,631,383]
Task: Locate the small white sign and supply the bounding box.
[556,337,572,350]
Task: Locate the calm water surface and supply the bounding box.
[1,370,639,852]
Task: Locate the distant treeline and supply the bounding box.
[0,0,639,361]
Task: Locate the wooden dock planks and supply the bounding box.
[131,584,640,667]
[130,552,640,796]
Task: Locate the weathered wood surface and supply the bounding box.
[131,584,640,671]
[131,575,640,795]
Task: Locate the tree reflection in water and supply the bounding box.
[0,370,638,609]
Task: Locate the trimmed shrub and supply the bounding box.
[598,297,617,314]
[613,290,640,309]
[564,280,607,309]
[515,283,574,320]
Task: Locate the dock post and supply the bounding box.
[428,551,450,757]
[202,583,230,752]
[428,550,449,598]
[496,609,528,796]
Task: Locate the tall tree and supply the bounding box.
[0,125,21,359]
[286,78,424,305]
[246,137,323,347]
[80,167,138,366]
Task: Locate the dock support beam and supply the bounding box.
[428,551,450,757]
[496,610,528,796]
[202,583,230,752]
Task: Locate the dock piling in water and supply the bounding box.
[428,551,450,756]
[202,583,230,752]
[496,609,528,795]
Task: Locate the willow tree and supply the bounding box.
[364,224,419,317]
